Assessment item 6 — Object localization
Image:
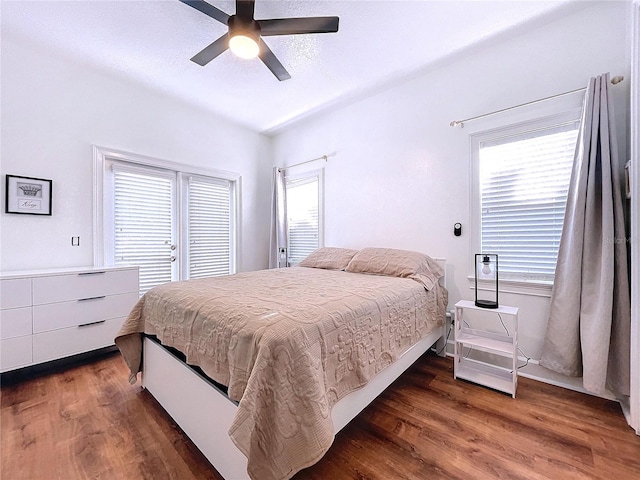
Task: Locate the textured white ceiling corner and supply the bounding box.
[1,0,584,134]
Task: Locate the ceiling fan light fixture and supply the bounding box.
[180,0,339,80]
[229,32,259,59]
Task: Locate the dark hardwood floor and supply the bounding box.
[2,350,639,480]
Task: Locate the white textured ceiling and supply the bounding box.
[2,0,582,133]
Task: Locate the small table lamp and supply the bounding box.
[475,253,498,308]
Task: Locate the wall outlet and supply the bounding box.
[71,236,80,246]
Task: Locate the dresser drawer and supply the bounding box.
[0,278,32,309]
[32,317,123,364]
[32,292,138,334]
[0,335,33,372]
[0,307,32,340]
[32,269,138,305]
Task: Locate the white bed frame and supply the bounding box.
[141,259,447,479]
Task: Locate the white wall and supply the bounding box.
[272,2,631,386]
[0,38,273,273]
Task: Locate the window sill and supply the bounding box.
[467,276,553,298]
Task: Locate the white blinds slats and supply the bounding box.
[113,169,174,295]
[109,161,236,295]
[187,178,232,279]
[286,176,319,265]
[480,125,578,281]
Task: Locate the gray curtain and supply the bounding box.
[268,167,288,268]
[540,73,631,397]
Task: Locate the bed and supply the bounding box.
[115,247,448,480]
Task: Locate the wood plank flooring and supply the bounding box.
[2,350,639,480]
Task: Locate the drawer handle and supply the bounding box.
[78,296,106,302]
[78,320,107,328]
[78,271,106,276]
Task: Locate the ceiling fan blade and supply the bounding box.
[235,0,255,20]
[191,34,229,66]
[179,0,229,25]
[258,17,339,36]
[258,39,291,81]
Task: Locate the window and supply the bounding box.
[471,111,580,284]
[285,169,324,265]
[111,164,177,294]
[184,176,234,279]
[94,147,238,295]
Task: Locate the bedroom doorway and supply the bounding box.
[109,163,178,294]
[93,147,238,296]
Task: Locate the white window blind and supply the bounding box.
[106,156,237,296]
[187,177,233,279]
[286,175,320,265]
[479,121,579,281]
[113,167,175,295]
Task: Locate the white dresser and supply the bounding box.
[0,266,139,373]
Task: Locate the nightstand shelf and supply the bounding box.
[454,300,519,397]
[455,329,513,354]
[455,359,514,393]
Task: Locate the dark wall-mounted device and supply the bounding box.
[453,223,462,236]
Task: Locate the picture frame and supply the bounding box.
[5,175,53,216]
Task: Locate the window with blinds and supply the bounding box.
[106,159,237,296]
[285,172,322,265]
[186,177,233,279]
[478,119,579,282]
[113,167,175,295]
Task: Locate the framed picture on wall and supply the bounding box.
[5,175,53,215]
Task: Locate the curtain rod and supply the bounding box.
[278,154,329,172]
[450,75,625,128]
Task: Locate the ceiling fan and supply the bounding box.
[179,0,339,81]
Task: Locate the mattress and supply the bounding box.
[115,266,447,480]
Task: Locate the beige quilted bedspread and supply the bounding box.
[115,267,447,480]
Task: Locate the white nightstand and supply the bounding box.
[453,300,519,398]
